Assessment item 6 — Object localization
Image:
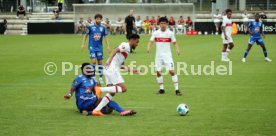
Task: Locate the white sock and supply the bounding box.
[94,93,113,111]
[100,86,122,93]
[222,52,227,59]
[171,75,179,90]
[156,76,164,90]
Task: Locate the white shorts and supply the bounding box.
[103,67,124,85]
[222,35,233,44]
[155,56,174,72]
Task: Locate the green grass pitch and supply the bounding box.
[0,34,276,136]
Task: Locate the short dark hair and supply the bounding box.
[94,14,103,19]
[128,34,140,40]
[159,17,168,23]
[81,62,91,72]
[225,9,232,14]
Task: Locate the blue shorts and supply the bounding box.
[248,37,265,45]
[89,49,103,60]
[77,95,97,111]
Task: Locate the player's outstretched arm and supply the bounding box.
[64,88,75,100]
[81,35,88,50]
[261,25,265,39]
[104,36,111,52]
[147,41,153,53]
[105,48,120,68]
[173,42,180,56]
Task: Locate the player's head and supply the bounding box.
[94,14,103,24]
[81,63,94,78]
[225,9,232,19]
[129,10,134,16]
[216,9,219,13]
[159,17,168,31]
[255,13,260,21]
[128,34,140,49]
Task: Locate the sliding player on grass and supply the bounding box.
[221,9,234,62]
[147,17,182,96]
[64,63,136,116]
[242,13,272,62]
[81,14,111,85]
[92,34,140,116]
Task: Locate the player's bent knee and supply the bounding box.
[169,70,175,76]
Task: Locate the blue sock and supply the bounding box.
[91,64,96,77]
[98,64,103,78]
[263,50,267,58]
[243,50,249,58]
[108,101,124,113]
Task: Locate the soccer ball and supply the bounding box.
[176,103,189,116]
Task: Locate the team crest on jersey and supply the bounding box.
[94,33,101,41]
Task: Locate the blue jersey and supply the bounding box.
[249,21,263,38]
[86,23,108,51]
[72,75,97,109]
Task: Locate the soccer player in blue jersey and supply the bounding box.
[64,63,136,116]
[81,14,111,85]
[242,13,272,62]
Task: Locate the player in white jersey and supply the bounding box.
[221,9,235,62]
[242,10,250,34]
[147,17,182,96]
[92,34,140,116]
[213,9,222,35]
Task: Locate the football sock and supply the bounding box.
[91,64,96,77]
[221,52,227,59]
[263,50,268,58]
[95,93,113,111]
[108,101,124,113]
[98,64,103,78]
[171,75,179,90]
[157,76,164,90]
[243,50,249,58]
[100,86,123,93]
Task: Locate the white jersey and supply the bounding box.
[110,42,131,69]
[150,29,176,58]
[242,13,249,22]
[221,17,232,37]
[213,13,222,23]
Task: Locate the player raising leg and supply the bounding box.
[242,13,272,62]
[81,13,111,85]
[92,34,140,116]
[64,63,136,116]
[147,17,182,96]
[221,9,234,62]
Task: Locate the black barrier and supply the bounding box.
[28,22,74,34]
[195,22,276,34]
[0,23,5,34]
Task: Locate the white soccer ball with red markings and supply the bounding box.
[176,103,189,116]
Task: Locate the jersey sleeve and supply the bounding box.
[171,32,176,42]
[118,43,128,52]
[222,18,226,27]
[103,26,108,36]
[85,26,90,35]
[150,32,155,42]
[71,76,82,89]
